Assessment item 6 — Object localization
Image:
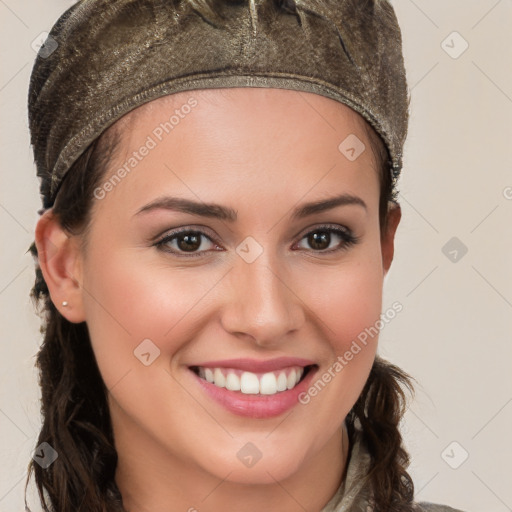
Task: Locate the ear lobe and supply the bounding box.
[381,204,401,276]
[34,209,86,323]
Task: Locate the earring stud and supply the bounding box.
[62,301,68,307]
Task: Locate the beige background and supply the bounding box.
[1,1,511,511]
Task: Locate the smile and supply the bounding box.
[191,365,310,395]
[188,357,319,418]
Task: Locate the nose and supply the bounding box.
[220,254,305,348]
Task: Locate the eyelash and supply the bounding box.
[154,224,360,258]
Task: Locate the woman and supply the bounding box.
[25,0,466,511]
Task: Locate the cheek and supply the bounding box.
[294,246,384,410]
[298,252,384,351]
[80,247,212,388]
[80,249,216,450]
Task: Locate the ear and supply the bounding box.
[34,209,86,323]
[381,203,401,277]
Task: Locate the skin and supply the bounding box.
[36,88,401,512]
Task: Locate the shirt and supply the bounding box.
[320,429,467,512]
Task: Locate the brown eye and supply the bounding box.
[295,225,359,253]
[176,232,202,252]
[307,231,331,251]
[155,229,221,256]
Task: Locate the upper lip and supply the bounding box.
[190,357,316,373]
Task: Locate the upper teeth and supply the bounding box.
[197,366,305,395]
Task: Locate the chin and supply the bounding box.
[188,433,312,486]
[210,456,304,486]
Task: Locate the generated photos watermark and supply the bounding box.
[298,301,403,405]
[93,97,198,200]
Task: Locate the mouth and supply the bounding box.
[189,364,316,396]
[187,356,320,418]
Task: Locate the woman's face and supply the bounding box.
[71,88,399,485]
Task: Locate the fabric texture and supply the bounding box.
[28,0,410,207]
[320,427,468,512]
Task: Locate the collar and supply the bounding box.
[321,428,375,512]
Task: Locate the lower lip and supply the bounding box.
[190,366,319,419]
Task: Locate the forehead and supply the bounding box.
[96,87,380,217]
[111,87,369,140]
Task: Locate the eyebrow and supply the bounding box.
[134,193,367,221]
